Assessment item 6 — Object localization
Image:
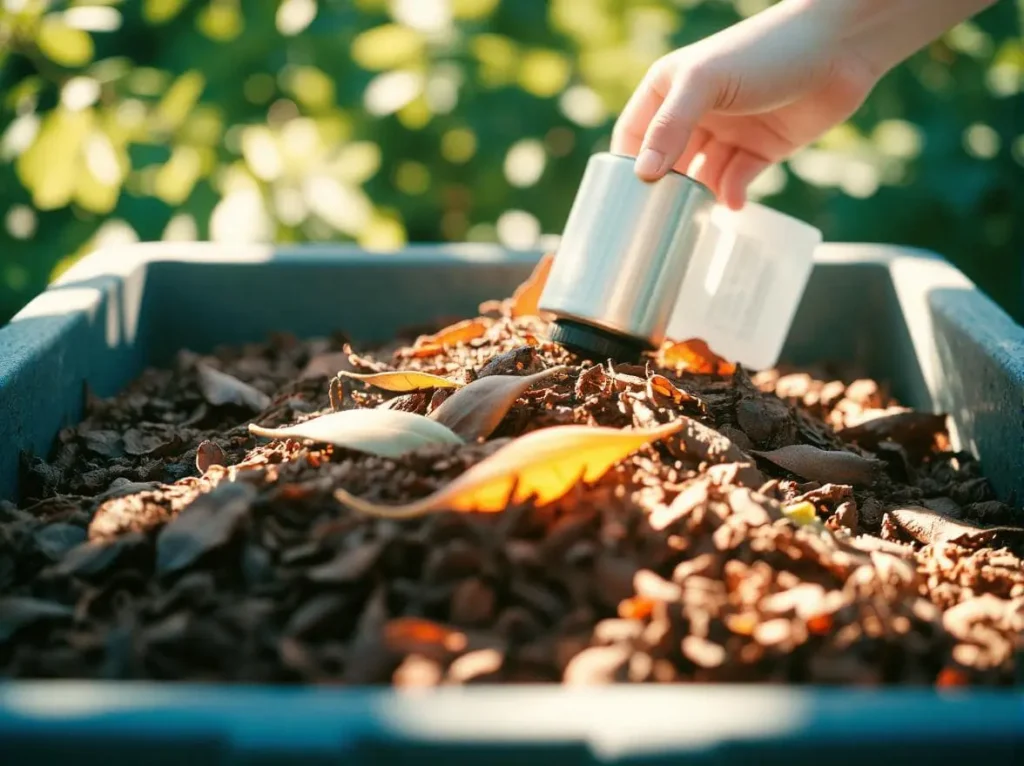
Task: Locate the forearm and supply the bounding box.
[808,0,999,78]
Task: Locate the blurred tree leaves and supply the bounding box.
[0,0,1021,323]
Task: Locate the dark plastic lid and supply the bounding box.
[548,318,651,362]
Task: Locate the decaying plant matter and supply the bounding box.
[2,257,1022,687]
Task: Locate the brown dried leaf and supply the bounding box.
[156,482,256,575]
[333,421,683,519]
[429,366,566,441]
[753,445,884,486]
[410,318,492,357]
[337,370,463,392]
[196,363,272,411]
[196,440,226,474]
[249,408,464,458]
[889,506,1024,547]
[509,252,554,318]
[656,338,736,376]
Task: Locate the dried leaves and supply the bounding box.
[430,367,566,441]
[334,422,682,518]
[156,482,256,575]
[249,408,464,458]
[753,445,884,486]
[655,338,736,376]
[197,363,271,411]
[889,506,1024,547]
[336,370,463,392]
[411,318,492,357]
[509,252,553,318]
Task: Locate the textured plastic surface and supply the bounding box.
[0,241,1023,763]
[666,201,821,371]
[548,318,649,362]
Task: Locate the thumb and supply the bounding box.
[634,68,716,182]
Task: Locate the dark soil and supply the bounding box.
[2,272,1022,687]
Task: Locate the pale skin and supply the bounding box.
[611,0,999,209]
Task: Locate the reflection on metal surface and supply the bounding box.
[539,152,713,345]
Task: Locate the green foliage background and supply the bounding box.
[1,0,1021,325]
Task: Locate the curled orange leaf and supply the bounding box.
[509,252,554,318]
[410,317,492,358]
[384,618,467,653]
[657,338,736,376]
[648,374,692,405]
[334,420,683,519]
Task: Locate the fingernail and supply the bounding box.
[634,149,665,179]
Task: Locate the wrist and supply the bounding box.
[822,0,999,77]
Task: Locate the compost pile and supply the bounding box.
[3,257,1022,687]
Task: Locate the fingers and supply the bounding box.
[672,127,711,179]
[610,67,665,158]
[718,150,769,210]
[688,142,737,196]
[635,68,714,182]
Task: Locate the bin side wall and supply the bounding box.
[780,262,931,411]
[929,288,1024,503]
[144,258,538,363]
[0,268,154,501]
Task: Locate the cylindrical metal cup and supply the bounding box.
[538,152,714,360]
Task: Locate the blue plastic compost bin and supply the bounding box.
[0,241,1022,765]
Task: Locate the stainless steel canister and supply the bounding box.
[539,152,714,360]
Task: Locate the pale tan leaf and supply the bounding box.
[334,421,683,519]
[890,506,1024,547]
[197,363,271,411]
[337,370,463,392]
[753,444,884,486]
[249,408,464,458]
[429,366,566,441]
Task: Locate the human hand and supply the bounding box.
[611,0,996,209]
